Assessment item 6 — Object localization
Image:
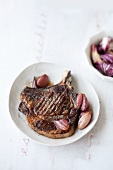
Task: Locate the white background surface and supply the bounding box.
[1,1,113,170]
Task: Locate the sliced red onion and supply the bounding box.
[101,54,113,64]
[97,37,111,54]
[91,44,103,63]
[106,64,113,76]
[107,40,113,54]
[91,37,113,77]
[94,62,113,77]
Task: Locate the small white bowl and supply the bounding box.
[85,30,113,82]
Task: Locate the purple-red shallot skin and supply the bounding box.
[54,119,69,131]
[91,44,103,63]
[94,62,113,77]
[37,74,49,88]
[80,94,89,112]
[76,93,83,110]
[101,54,113,64]
[97,37,111,54]
[78,110,92,130]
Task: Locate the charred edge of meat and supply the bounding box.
[68,108,80,127]
[18,102,29,115]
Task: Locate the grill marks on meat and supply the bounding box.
[34,120,57,131]
[21,85,72,117]
[18,71,80,138]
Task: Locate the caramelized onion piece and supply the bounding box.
[76,93,83,110]
[78,111,92,130]
[54,119,69,131]
[80,94,89,111]
[37,74,49,88]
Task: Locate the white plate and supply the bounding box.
[9,62,100,146]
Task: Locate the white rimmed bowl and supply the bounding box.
[85,30,113,82]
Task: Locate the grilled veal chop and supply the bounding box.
[18,71,82,139]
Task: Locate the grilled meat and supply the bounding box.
[18,71,81,138]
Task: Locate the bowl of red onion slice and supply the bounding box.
[85,30,113,81]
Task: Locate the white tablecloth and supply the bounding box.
[0,1,113,169]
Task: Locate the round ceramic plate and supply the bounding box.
[9,62,100,146]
